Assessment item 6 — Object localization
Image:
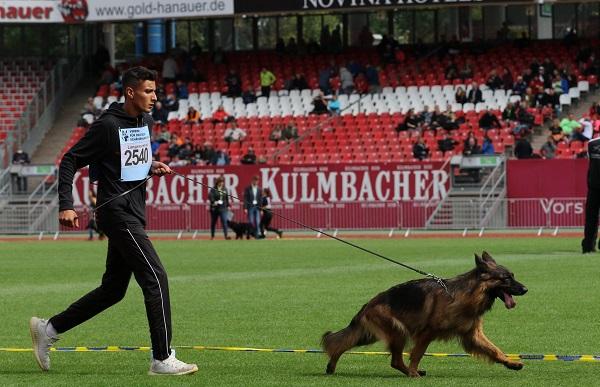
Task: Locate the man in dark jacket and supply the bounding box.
[243,175,263,238]
[582,137,600,253]
[29,67,197,376]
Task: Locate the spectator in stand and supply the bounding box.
[501,67,514,90]
[241,87,257,105]
[318,67,334,95]
[282,123,299,141]
[11,149,30,192]
[578,117,594,142]
[168,155,188,167]
[311,92,329,115]
[162,53,178,83]
[269,125,283,145]
[395,109,421,133]
[589,102,600,119]
[175,80,188,99]
[225,69,242,98]
[467,82,483,104]
[167,136,181,160]
[340,67,354,95]
[514,135,533,159]
[185,106,201,124]
[365,64,381,94]
[463,132,481,156]
[157,126,171,144]
[241,147,257,165]
[478,110,501,131]
[212,105,233,123]
[152,101,169,125]
[552,75,563,94]
[162,93,178,112]
[331,25,342,54]
[178,142,194,162]
[523,87,537,108]
[486,70,503,90]
[512,76,528,97]
[455,87,467,104]
[541,88,560,115]
[275,38,285,54]
[445,61,458,80]
[199,142,216,164]
[481,133,495,155]
[437,131,457,155]
[212,150,231,166]
[420,106,433,127]
[288,73,308,91]
[260,67,277,97]
[540,136,557,159]
[412,135,429,160]
[502,102,517,122]
[151,135,161,160]
[328,94,341,115]
[358,25,374,47]
[560,113,583,140]
[549,119,565,143]
[347,60,364,78]
[286,37,298,55]
[223,121,247,145]
[459,62,473,81]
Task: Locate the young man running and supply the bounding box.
[30,66,197,376]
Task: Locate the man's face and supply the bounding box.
[127,80,157,113]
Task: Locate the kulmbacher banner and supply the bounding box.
[0,0,234,23]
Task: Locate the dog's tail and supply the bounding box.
[321,307,375,374]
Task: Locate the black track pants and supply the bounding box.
[583,187,600,251]
[49,224,172,360]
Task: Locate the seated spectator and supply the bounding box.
[340,67,354,95]
[516,102,535,126]
[481,134,495,155]
[514,136,533,159]
[328,95,341,115]
[167,137,181,160]
[311,92,329,115]
[552,76,563,94]
[548,119,564,143]
[467,82,483,104]
[540,136,557,159]
[412,136,429,160]
[501,67,514,90]
[318,67,334,95]
[289,73,308,90]
[486,70,503,90]
[541,88,560,114]
[176,80,189,99]
[395,109,421,133]
[185,106,201,124]
[226,69,242,98]
[512,76,528,96]
[282,123,299,141]
[269,125,283,144]
[463,133,481,156]
[152,101,169,124]
[198,141,216,164]
[157,126,171,144]
[223,121,247,144]
[241,147,257,165]
[260,67,277,97]
[168,155,189,167]
[478,110,501,131]
[420,106,433,126]
[162,93,178,112]
[459,62,473,81]
[578,117,594,141]
[212,105,233,123]
[455,87,467,104]
[211,150,231,166]
[445,60,458,80]
[437,131,457,154]
[358,25,374,47]
[502,102,517,122]
[178,142,194,161]
[365,64,381,94]
[560,113,583,140]
[242,88,257,105]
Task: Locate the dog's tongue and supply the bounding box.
[502,292,516,309]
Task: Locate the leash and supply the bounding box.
[172,171,451,296]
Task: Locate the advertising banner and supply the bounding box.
[71,162,449,230]
[506,159,587,227]
[0,0,234,23]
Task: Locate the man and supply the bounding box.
[260,67,276,98]
[29,67,197,376]
[11,149,30,193]
[151,101,169,124]
[243,176,262,239]
[467,82,483,104]
[241,147,257,165]
[583,136,600,253]
[223,121,247,145]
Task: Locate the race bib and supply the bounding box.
[119,126,151,181]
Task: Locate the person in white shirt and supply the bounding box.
[243,176,263,239]
[162,54,178,83]
[223,121,247,144]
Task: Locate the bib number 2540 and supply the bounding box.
[124,148,149,166]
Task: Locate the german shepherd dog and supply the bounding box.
[322,252,527,377]
[227,220,255,240]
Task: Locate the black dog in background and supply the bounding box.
[227,220,256,240]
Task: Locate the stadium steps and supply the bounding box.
[31,77,96,164]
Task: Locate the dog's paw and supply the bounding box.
[407,370,425,378]
[325,363,335,375]
[504,361,524,371]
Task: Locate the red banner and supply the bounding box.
[72,162,449,231]
[506,159,587,227]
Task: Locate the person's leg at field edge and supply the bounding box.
[582,187,600,253]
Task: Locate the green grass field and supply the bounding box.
[1,236,600,386]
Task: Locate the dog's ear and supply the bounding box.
[481,251,497,266]
[475,253,495,271]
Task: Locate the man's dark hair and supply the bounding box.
[122,66,157,90]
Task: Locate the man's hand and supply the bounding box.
[151,161,173,176]
[59,209,79,228]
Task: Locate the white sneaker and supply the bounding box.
[148,350,198,376]
[29,317,59,371]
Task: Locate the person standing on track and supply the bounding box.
[260,188,283,239]
[582,136,600,253]
[29,66,198,376]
